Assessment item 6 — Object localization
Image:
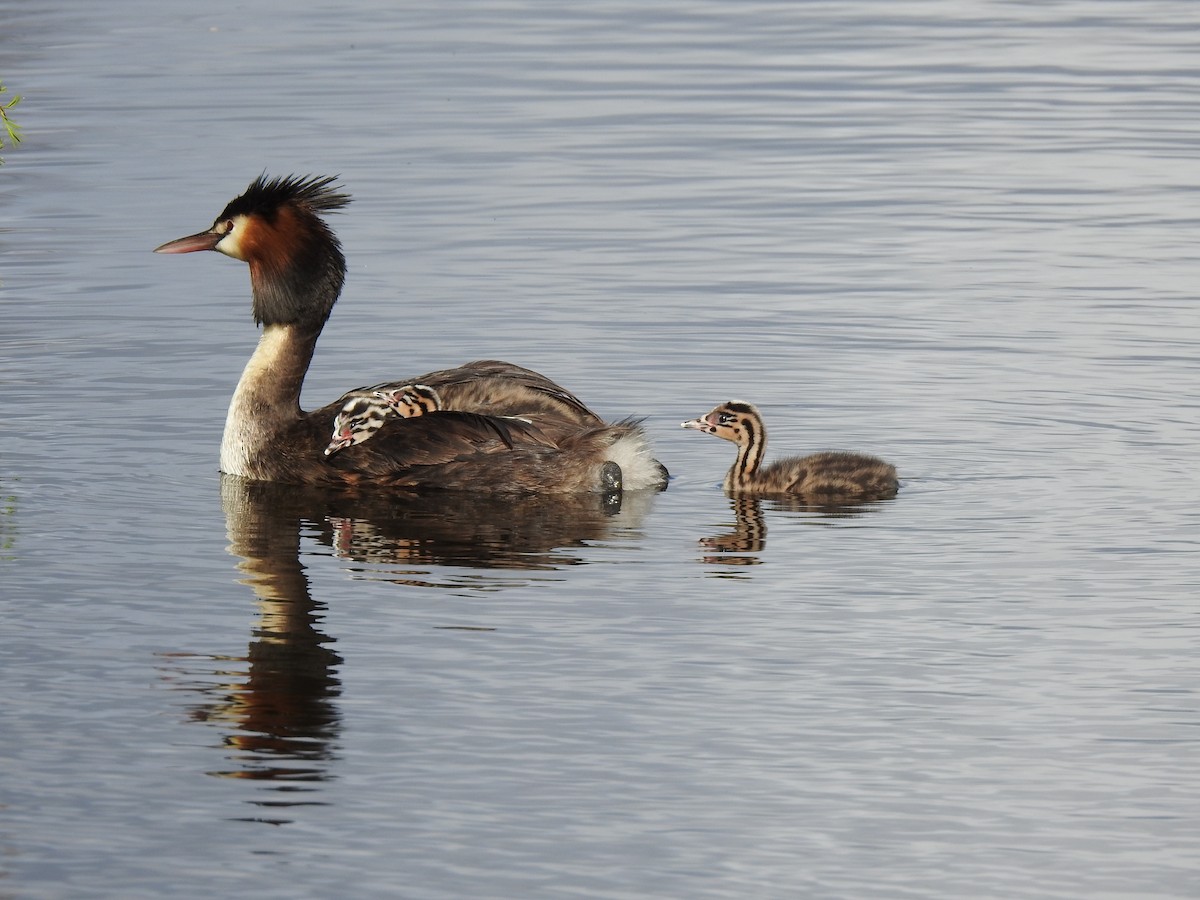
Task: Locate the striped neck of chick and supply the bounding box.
[681,400,766,490]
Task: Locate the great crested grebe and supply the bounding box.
[323,384,442,457]
[155,174,666,493]
[681,401,898,500]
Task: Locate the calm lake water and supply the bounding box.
[2,1,1199,897]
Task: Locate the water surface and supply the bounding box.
[2,1,1198,897]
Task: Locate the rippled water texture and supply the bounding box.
[2,1,1198,897]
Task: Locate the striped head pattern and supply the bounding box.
[324,396,394,457]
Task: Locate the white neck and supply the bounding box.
[220,326,309,477]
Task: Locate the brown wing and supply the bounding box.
[354,359,603,433]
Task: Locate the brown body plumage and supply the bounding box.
[155,174,666,494]
[681,401,897,500]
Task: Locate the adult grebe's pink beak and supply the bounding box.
[154,229,223,254]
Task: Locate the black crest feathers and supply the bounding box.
[218,173,352,224]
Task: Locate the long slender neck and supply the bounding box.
[220,323,321,478]
[724,417,766,490]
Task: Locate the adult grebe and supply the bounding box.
[155,174,666,493]
[681,401,897,499]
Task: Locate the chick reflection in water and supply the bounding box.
[700,496,769,566]
[698,494,891,567]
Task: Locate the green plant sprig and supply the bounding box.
[1,81,23,154]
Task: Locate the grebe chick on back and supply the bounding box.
[681,401,898,500]
[324,384,443,457]
[154,174,667,493]
[324,395,393,457]
[375,384,442,418]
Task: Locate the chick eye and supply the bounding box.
[718,413,735,424]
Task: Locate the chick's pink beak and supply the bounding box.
[324,433,354,457]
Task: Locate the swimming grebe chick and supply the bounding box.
[681,401,898,500]
[154,174,668,493]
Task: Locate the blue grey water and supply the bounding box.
[2,1,1198,897]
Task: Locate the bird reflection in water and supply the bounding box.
[166,476,657,823]
[700,495,891,569]
[317,481,653,577]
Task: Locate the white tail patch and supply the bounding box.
[605,431,667,491]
